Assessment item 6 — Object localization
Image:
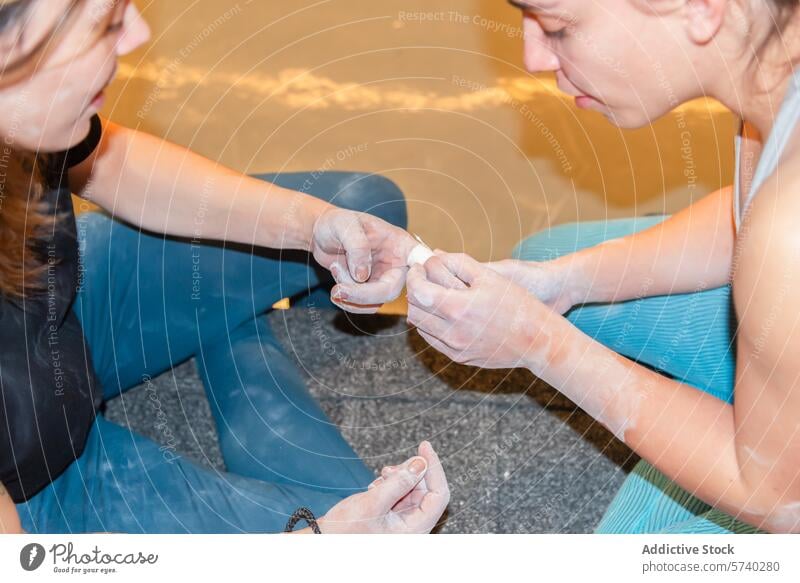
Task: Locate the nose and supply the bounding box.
[117,2,151,56]
[522,16,560,73]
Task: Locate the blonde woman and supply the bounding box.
[408,0,800,533]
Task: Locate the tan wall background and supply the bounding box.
[105,0,738,262]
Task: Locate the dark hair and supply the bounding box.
[641,1,799,58]
[0,0,83,83]
[767,0,799,45]
[772,0,800,23]
[750,0,800,85]
[0,0,85,299]
[0,0,28,33]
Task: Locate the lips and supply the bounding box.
[562,85,599,103]
[89,64,118,106]
[555,71,602,105]
[567,87,603,110]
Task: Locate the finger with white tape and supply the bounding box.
[406,243,435,267]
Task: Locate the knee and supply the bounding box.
[513,215,672,263]
[75,211,112,255]
[331,173,408,230]
[75,210,111,234]
[250,171,408,229]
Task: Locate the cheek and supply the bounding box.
[0,85,47,148]
[19,51,113,150]
[563,34,628,89]
[582,29,681,116]
[0,78,92,151]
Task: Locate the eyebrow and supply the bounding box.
[90,0,123,26]
[506,0,559,12]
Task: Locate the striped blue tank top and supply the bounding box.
[733,67,800,232]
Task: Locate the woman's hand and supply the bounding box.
[311,208,417,314]
[406,252,549,369]
[318,441,450,534]
[483,258,583,315]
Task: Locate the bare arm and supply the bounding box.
[66,120,418,312]
[1,482,22,533]
[68,120,332,251]
[409,173,799,532]
[557,186,736,303]
[520,175,800,532]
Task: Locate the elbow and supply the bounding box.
[759,501,800,533]
[738,472,800,533]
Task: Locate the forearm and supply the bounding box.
[523,310,792,532]
[71,122,332,250]
[555,187,736,304]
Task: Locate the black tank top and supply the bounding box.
[0,115,103,503]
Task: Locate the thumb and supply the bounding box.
[372,456,427,512]
[483,259,517,279]
[337,214,372,282]
[424,255,468,290]
[435,252,484,285]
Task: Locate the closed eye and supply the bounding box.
[542,28,566,40]
[106,21,124,36]
[507,0,533,10]
[507,0,569,40]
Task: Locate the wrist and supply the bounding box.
[550,251,594,306]
[247,182,335,251]
[285,516,326,534]
[273,191,336,251]
[300,195,337,251]
[518,296,567,378]
[284,506,324,534]
[316,515,329,534]
[515,296,549,374]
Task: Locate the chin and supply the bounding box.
[37,117,92,153]
[601,108,656,130]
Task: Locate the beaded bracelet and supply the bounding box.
[284,507,322,534]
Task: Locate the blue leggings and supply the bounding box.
[516,215,761,534]
[16,172,407,533]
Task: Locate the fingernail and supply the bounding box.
[334,288,348,301]
[357,266,369,281]
[409,457,427,475]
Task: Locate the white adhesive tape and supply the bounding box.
[407,243,435,267]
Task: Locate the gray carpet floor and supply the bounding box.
[105,307,638,533]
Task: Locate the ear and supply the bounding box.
[684,0,727,44]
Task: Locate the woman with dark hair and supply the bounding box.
[407,0,800,533]
[0,0,449,533]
